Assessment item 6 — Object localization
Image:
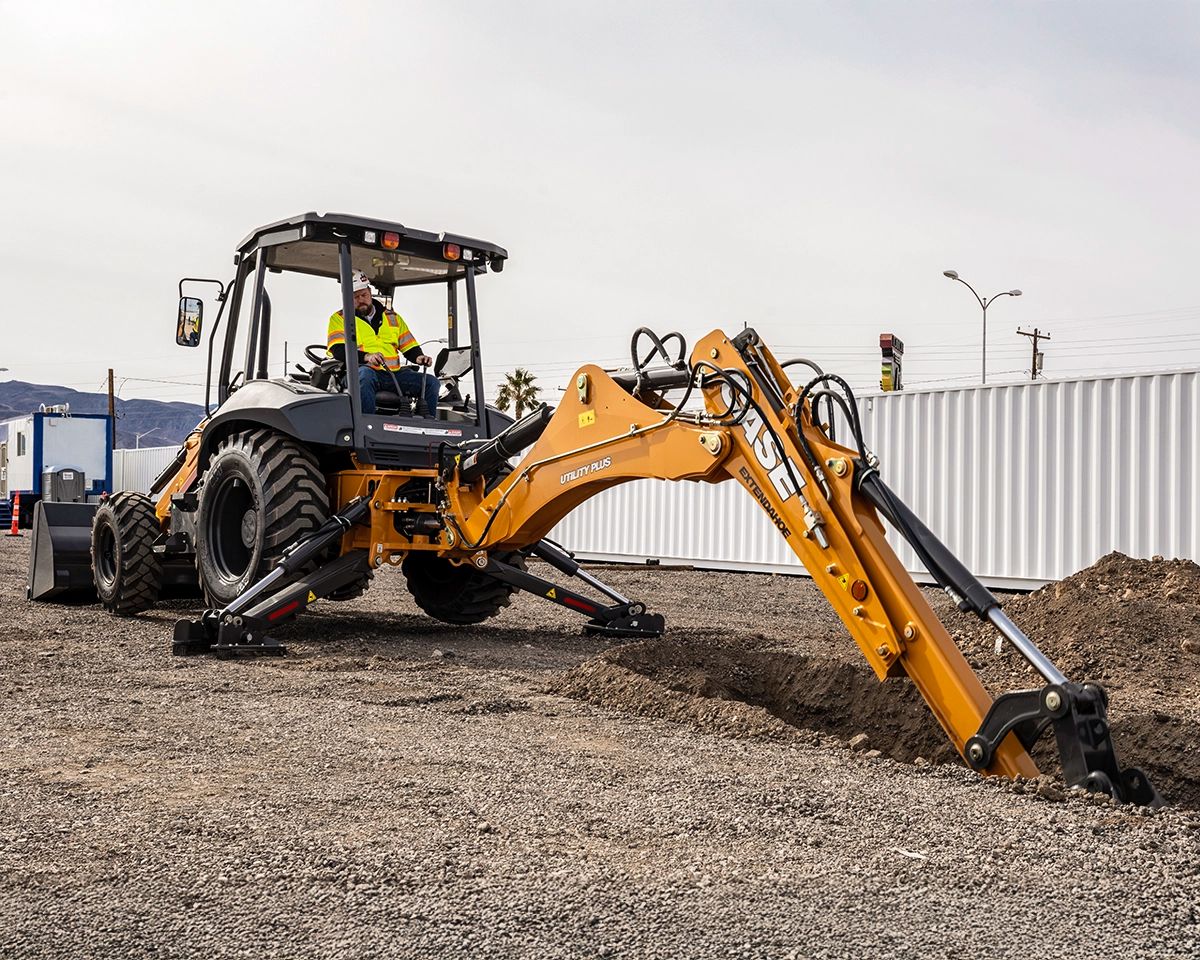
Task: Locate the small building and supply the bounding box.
[0,408,113,526]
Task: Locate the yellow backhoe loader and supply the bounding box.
[28,213,1160,806]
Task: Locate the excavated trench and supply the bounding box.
[557,632,1200,809]
[557,636,959,765]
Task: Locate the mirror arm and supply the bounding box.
[178,277,227,301]
[202,280,233,416]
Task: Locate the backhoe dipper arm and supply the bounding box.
[444,328,1158,803]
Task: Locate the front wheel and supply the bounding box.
[91,492,163,615]
[194,429,329,608]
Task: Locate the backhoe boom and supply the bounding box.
[444,327,1158,803]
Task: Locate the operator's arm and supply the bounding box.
[330,343,386,367]
[390,312,431,365]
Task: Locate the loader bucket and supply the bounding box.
[26,501,98,601]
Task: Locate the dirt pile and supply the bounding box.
[948,552,1200,697]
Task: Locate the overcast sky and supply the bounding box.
[2,1,1198,410]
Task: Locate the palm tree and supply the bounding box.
[496,367,541,418]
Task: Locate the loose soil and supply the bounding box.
[945,552,1200,700]
[557,553,1200,808]
[2,538,1200,958]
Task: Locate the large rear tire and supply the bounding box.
[194,429,328,608]
[91,492,163,615]
[402,552,522,625]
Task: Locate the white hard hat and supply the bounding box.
[351,270,371,292]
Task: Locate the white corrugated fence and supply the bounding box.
[113,446,178,496]
[550,368,1199,588]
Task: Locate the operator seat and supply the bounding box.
[374,388,421,417]
[375,365,434,418]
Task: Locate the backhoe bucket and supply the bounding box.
[26,501,97,601]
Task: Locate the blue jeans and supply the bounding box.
[358,365,440,418]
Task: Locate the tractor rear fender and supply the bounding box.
[197,381,354,471]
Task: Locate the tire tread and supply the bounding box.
[402,553,522,625]
[196,429,329,607]
[91,491,162,615]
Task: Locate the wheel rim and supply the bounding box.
[96,522,117,588]
[205,473,257,583]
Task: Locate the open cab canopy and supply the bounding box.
[236,212,508,291]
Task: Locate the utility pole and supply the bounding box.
[1017,327,1051,381]
[107,368,116,449]
[284,340,288,378]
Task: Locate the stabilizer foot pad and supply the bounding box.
[584,612,666,639]
[172,619,214,656]
[171,617,288,657]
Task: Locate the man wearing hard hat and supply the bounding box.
[326,271,440,418]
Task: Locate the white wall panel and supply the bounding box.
[114,446,178,494]
[551,369,1200,588]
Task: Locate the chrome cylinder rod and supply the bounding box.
[573,566,631,606]
[987,607,1068,686]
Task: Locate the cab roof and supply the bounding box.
[236,212,508,289]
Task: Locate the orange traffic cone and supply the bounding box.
[5,491,23,537]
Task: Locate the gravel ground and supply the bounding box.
[2,535,1199,959]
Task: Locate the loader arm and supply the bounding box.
[445,327,1158,802]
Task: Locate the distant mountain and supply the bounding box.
[0,381,204,450]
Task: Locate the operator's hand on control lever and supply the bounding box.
[415,354,433,367]
[364,352,385,368]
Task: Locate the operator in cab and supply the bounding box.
[326,271,440,418]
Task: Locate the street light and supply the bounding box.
[943,270,1022,384]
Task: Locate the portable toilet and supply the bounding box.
[41,466,87,503]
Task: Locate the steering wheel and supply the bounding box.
[304,343,334,366]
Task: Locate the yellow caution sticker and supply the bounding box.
[838,575,850,591]
[307,590,317,602]
[578,409,596,428]
[546,587,557,599]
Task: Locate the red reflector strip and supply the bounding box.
[268,599,302,622]
[562,596,597,614]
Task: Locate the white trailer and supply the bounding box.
[0,411,113,525]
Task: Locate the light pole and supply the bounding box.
[133,428,160,448]
[943,270,1022,384]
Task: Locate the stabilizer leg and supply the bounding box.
[173,498,371,656]
[483,543,665,638]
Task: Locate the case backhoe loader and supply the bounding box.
[27,212,1160,806]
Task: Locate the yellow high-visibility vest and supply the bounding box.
[326,307,421,370]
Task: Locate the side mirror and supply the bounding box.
[177,297,203,347]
